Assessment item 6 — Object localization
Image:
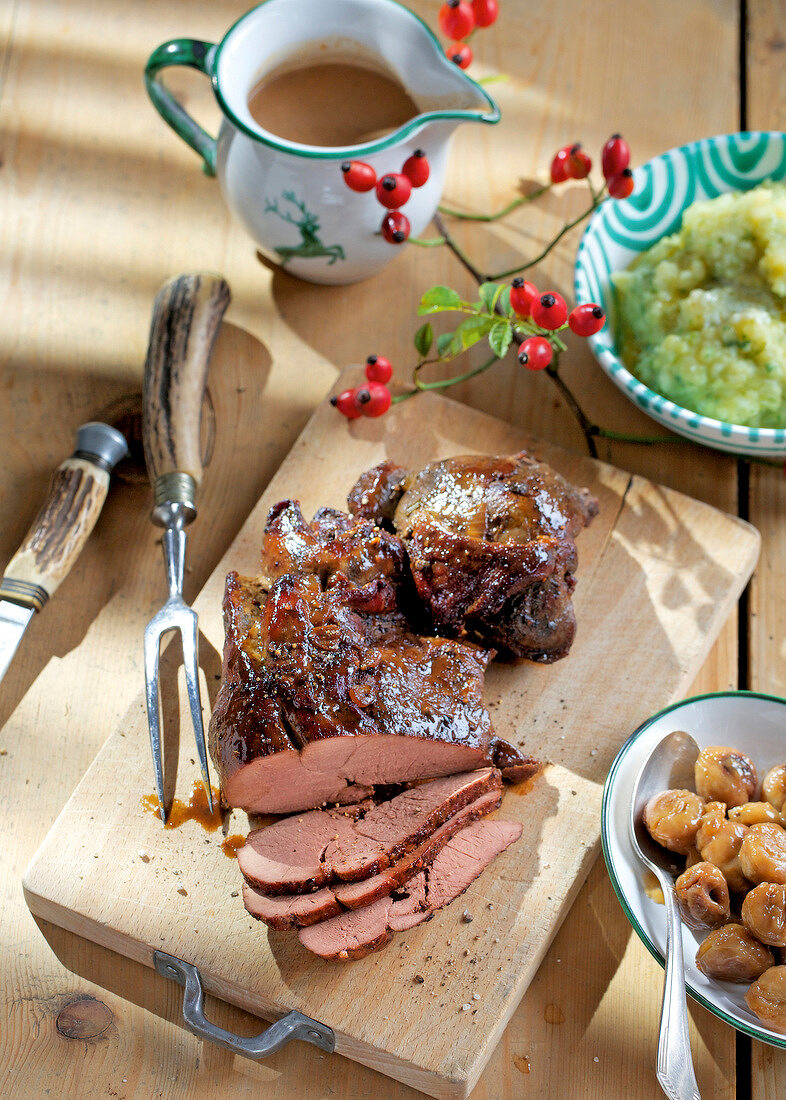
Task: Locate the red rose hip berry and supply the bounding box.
[340,160,376,192]
[531,292,568,330]
[446,42,473,68]
[439,0,475,40]
[365,355,393,384]
[607,168,634,199]
[601,134,630,179]
[402,149,430,187]
[381,211,410,244]
[550,146,572,184]
[518,337,553,371]
[568,143,592,179]
[356,382,392,418]
[331,388,363,419]
[471,0,499,27]
[568,303,606,337]
[376,173,412,209]
[510,277,539,317]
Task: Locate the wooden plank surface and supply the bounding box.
[0,0,765,1096]
[21,387,759,1098]
[746,2,786,1099]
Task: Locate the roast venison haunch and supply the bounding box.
[209,497,537,815]
[207,452,598,957]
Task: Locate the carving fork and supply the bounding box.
[142,273,231,822]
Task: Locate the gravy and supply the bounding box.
[247,55,419,147]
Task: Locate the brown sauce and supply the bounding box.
[221,833,247,859]
[141,782,223,831]
[247,56,419,146]
[507,771,541,796]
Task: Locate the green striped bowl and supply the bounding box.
[574,131,786,458]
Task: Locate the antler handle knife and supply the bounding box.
[0,422,129,682]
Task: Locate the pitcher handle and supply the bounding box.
[145,39,218,177]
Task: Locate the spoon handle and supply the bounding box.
[656,874,702,1100]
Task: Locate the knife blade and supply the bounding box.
[0,422,129,682]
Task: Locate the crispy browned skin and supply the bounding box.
[208,501,538,813]
[348,452,598,662]
[346,460,409,529]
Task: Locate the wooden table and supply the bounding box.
[1,1,784,1096]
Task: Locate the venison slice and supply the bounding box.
[238,767,501,895]
[236,801,371,896]
[242,787,503,929]
[297,818,522,960]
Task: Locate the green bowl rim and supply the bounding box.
[574,130,786,448]
[601,688,786,1047]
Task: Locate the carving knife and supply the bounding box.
[0,422,129,683]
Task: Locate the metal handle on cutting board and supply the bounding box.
[154,951,335,1059]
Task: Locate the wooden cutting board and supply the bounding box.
[23,377,760,1099]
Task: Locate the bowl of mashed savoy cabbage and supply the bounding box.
[574,131,786,457]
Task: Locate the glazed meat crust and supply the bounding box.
[348,452,598,662]
[209,500,538,813]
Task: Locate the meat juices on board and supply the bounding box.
[206,452,600,957]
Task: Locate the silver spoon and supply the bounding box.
[629,729,702,1100]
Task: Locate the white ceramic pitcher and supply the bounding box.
[145,0,500,284]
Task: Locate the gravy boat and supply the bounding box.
[146,0,500,284]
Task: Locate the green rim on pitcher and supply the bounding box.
[145,0,500,176]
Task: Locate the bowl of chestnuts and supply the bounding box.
[602,690,786,1046]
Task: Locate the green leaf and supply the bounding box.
[488,319,513,359]
[413,321,433,358]
[437,330,457,358]
[418,285,463,315]
[498,285,513,315]
[455,314,494,350]
[477,282,501,312]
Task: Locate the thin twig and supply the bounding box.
[413,354,499,391]
[432,211,486,284]
[438,183,550,223]
[593,427,689,445]
[423,186,606,459]
[488,200,599,280]
[545,364,598,458]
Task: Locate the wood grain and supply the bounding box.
[0,0,760,1097]
[746,1,786,1097]
[23,384,759,1098]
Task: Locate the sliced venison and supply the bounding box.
[297,818,523,960]
[242,786,503,929]
[238,768,501,894]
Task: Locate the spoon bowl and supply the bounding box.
[629,729,702,1100]
[630,729,700,879]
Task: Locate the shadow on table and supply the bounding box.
[28,915,427,1099]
